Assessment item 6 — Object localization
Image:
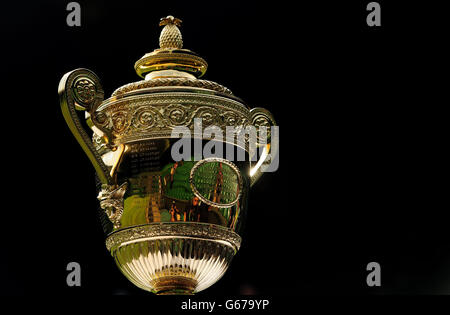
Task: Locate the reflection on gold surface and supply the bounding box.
[113,141,248,232]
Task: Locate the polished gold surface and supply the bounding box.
[59,15,278,294]
[111,228,236,294]
[135,16,207,79]
[97,144,250,234]
[134,51,208,79]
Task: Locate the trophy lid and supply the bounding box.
[112,15,234,97]
[134,15,208,79]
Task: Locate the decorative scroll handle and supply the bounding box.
[249,107,278,187]
[58,68,114,185]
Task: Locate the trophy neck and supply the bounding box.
[144,69,197,80]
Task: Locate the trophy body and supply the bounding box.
[103,139,250,294]
[59,16,277,294]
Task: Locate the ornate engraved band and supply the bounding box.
[95,92,252,149]
[112,78,232,96]
[106,223,242,252]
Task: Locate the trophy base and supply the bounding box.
[106,223,241,294]
[153,276,197,295]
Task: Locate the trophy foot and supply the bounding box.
[106,223,241,294]
[153,276,197,295]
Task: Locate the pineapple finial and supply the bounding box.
[159,15,183,49]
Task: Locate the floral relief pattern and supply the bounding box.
[74,78,96,104]
[165,104,191,126]
[252,113,273,142]
[92,94,252,148]
[111,111,129,133]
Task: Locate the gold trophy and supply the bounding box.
[58,16,277,294]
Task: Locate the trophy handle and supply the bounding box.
[58,68,114,185]
[249,107,278,187]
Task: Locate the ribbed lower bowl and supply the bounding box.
[107,223,241,294]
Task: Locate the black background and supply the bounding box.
[0,0,447,303]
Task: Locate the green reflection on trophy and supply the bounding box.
[58,15,277,294]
